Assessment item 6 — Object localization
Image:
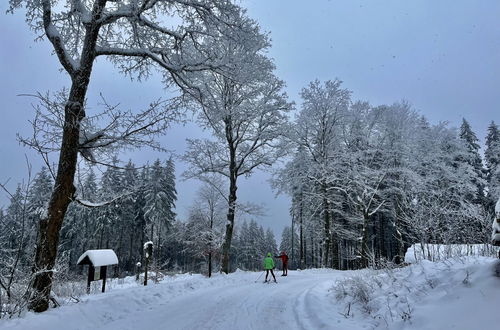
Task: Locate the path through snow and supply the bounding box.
[3,258,500,330]
[100,270,342,330]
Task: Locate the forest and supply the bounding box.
[1,0,499,318]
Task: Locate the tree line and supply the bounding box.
[275,80,500,269]
[0,161,284,316]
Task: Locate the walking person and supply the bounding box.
[263,252,277,283]
[275,251,289,276]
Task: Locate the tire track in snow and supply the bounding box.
[39,271,343,330]
[292,281,336,330]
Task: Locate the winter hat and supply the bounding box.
[267,252,272,257]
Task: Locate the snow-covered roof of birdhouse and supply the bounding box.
[77,249,118,267]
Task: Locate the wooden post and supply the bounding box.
[144,257,149,286]
[143,242,153,286]
[87,266,94,294]
[136,262,141,281]
[101,266,107,293]
[208,252,212,278]
[291,213,295,270]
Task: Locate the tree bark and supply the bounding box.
[29,89,85,312]
[310,235,315,268]
[208,252,212,278]
[331,234,339,269]
[291,213,295,270]
[360,211,371,268]
[299,197,304,269]
[221,120,238,274]
[208,207,214,277]
[322,184,331,267]
[29,0,106,312]
[221,171,237,274]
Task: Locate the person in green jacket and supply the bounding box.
[263,252,277,283]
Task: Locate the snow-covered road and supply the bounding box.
[4,257,500,330]
[3,269,348,330]
[93,270,342,330]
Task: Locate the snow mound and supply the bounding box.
[77,249,118,267]
[332,256,500,329]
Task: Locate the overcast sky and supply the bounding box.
[1,0,499,238]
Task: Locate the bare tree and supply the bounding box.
[9,0,248,312]
[185,179,226,277]
[0,163,35,317]
[291,79,350,267]
[181,12,292,273]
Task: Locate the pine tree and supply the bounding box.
[238,221,251,270]
[459,119,486,204]
[75,168,99,264]
[26,167,53,255]
[3,186,27,253]
[485,121,500,212]
[279,226,299,268]
[264,228,278,257]
[143,159,177,267]
[27,167,53,218]
[96,158,124,250]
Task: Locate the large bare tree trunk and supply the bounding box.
[221,174,237,274]
[208,206,214,277]
[208,252,212,278]
[322,184,331,268]
[29,88,85,312]
[221,138,237,274]
[299,203,304,269]
[310,235,315,267]
[360,211,371,268]
[291,213,295,269]
[29,1,105,311]
[331,234,339,269]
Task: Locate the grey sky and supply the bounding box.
[1,0,499,239]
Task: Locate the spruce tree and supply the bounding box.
[143,159,177,266]
[265,228,278,257]
[459,119,486,204]
[26,167,53,247]
[485,121,500,212]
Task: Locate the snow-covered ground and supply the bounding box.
[404,243,496,263]
[333,256,500,329]
[2,257,500,330]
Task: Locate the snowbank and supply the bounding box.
[404,243,496,263]
[332,256,500,329]
[3,259,500,330]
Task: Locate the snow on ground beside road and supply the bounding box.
[404,257,500,330]
[2,258,500,330]
[332,256,500,330]
[404,243,496,263]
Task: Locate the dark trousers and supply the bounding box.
[265,269,276,281]
[282,263,288,275]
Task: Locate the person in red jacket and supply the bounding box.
[275,251,289,276]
